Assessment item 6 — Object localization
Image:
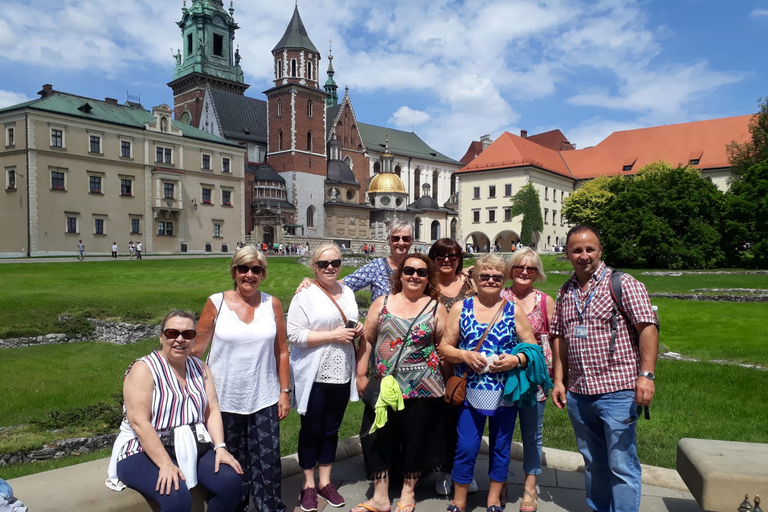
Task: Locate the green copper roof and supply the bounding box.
[0,91,239,147]
[272,6,318,54]
[357,123,462,166]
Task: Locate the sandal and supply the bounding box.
[488,506,504,512]
[350,504,391,512]
[447,505,465,512]
[396,503,416,512]
[519,490,538,512]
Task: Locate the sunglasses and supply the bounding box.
[403,266,429,277]
[316,259,342,269]
[513,265,538,274]
[478,273,505,283]
[163,329,196,340]
[235,264,264,275]
[435,253,459,261]
[390,235,412,243]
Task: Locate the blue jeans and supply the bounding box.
[452,405,517,484]
[567,390,641,512]
[518,400,545,475]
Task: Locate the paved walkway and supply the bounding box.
[280,445,701,512]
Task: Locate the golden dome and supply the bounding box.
[367,172,407,194]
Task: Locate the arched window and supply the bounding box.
[414,218,422,240]
[432,173,439,200]
[276,59,283,78]
[414,171,421,199]
[307,131,312,152]
[307,60,313,80]
[278,130,283,151]
[373,161,381,174]
[394,165,401,177]
[431,220,441,241]
[277,99,282,117]
[450,218,457,240]
[307,100,313,118]
[180,111,191,125]
[344,155,352,170]
[291,59,297,77]
[306,205,315,227]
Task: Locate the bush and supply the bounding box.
[57,314,96,337]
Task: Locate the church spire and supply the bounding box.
[324,37,338,107]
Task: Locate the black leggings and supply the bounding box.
[116,449,241,512]
[298,381,349,469]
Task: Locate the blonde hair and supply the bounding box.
[474,253,507,275]
[506,247,546,283]
[229,245,268,284]
[311,243,342,265]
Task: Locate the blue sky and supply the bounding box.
[0,0,766,160]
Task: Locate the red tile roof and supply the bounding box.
[460,140,484,165]
[456,115,753,180]
[525,129,575,151]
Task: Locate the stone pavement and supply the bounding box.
[280,452,702,512]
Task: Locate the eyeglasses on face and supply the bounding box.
[235,264,264,275]
[478,273,505,283]
[403,266,429,277]
[163,329,196,340]
[390,235,413,243]
[435,253,459,261]
[315,259,342,269]
[512,265,538,274]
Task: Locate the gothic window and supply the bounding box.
[414,171,421,199]
[344,155,352,170]
[394,165,401,177]
[433,173,439,199]
[307,100,313,118]
[307,131,312,152]
[307,60,313,80]
[291,59,297,77]
[431,220,440,241]
[414,218,422,240]
[277,99,282,117]
[306,205,315,227]
[180,111,191,125]
[278,130,283,151]
[450,218,457,239]
[276,59,283,79]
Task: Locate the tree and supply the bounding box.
[727,97,768,183]
[600,162,726,269]
[562,175,621,227]
[509,183,544,247]
[726,160,768,265]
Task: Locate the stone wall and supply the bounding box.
[0,433,116,467]
[0,320,157,349]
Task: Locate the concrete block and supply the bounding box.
[677,438,768,512]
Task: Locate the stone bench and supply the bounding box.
[677,438,768,512]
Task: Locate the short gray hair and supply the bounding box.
[387,219,413,239]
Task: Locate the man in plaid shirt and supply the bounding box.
[551,225,658,512]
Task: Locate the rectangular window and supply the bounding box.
[473,187,480,199]
[222,157,230,173]
[89,175,102,194]
[222,189,232,206]
[504,184,512,196]
[121,140,131,158]
[120,178,132,196]
[164,182,174,199]
[202,188,212,204]
[156,147,172,164]
[51,170,65,190]
[553,189,557,202]
[158,221,174,236]
[66,216,78,234]
[5,126,14,147]
[6,168,15,190]
[545,187,549,200]
[131,218,141,234]
[94,218,104,235]
[156,147,163,163]
[187,33,193,55]
[202,154,211,170]
[488,209,496,222]
[544,208,549,224]
[213,223,222,237]
[51,129,63,148]
[488,185,496,198]
[473,210,480,223]
[213,34,223,57]
[561,191,564,203]
[165,148,172,164]
[504,208,512,221]
[89,135,101,154]
[553,210,557,224]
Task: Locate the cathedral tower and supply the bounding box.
[168,0,248,126]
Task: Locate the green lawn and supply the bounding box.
[1,255,767,478]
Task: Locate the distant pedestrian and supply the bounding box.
[129,241,135,260]
[111,242,118,259]
[77,240,85,261]
[136,241,142,259]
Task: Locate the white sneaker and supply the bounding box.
[435,473,452,495]
[468,478,479,493]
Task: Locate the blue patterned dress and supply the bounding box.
[343,257,394,302]
[455,297,518,415]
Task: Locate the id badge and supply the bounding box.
[574,325,588,338]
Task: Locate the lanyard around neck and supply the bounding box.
[572,266,607,322]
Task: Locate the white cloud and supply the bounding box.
[389,106,431,129]
[750,8,768,17]
[0,90,30,109]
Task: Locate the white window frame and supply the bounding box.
[157,220,174,236]
[221,187,233,206]
[155,145,173,165]
[88,133,102,154]
[50,167,67,191]
[6,167,16,191]
[93,214,107,236]
[119,175,134,197]
[65,211,80,234]
[222,157,231,174]
[213,220,223,238]
[50,125,66,149]
[201,153,212,170]
[87,171,105,195]
[202,185,213,205]
[5,124,14,147]
[120,138,133,159]
[130,215,142,235]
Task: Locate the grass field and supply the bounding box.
[1,255,767,479]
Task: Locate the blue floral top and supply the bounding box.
[343,257,394,302]
[455,297,518,415]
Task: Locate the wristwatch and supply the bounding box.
[281,388,293,394]
[638,371,655,380]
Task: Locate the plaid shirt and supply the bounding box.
[550,262,656,395]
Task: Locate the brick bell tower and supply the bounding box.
[168,0,248,126]
[265,5,327,176]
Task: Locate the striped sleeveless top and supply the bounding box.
[116,350,208,461]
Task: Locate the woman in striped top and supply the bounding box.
[107,310,243,511]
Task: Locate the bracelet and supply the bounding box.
[514,354,523,367]
[281,388,293,394]
[214,443,227,451]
